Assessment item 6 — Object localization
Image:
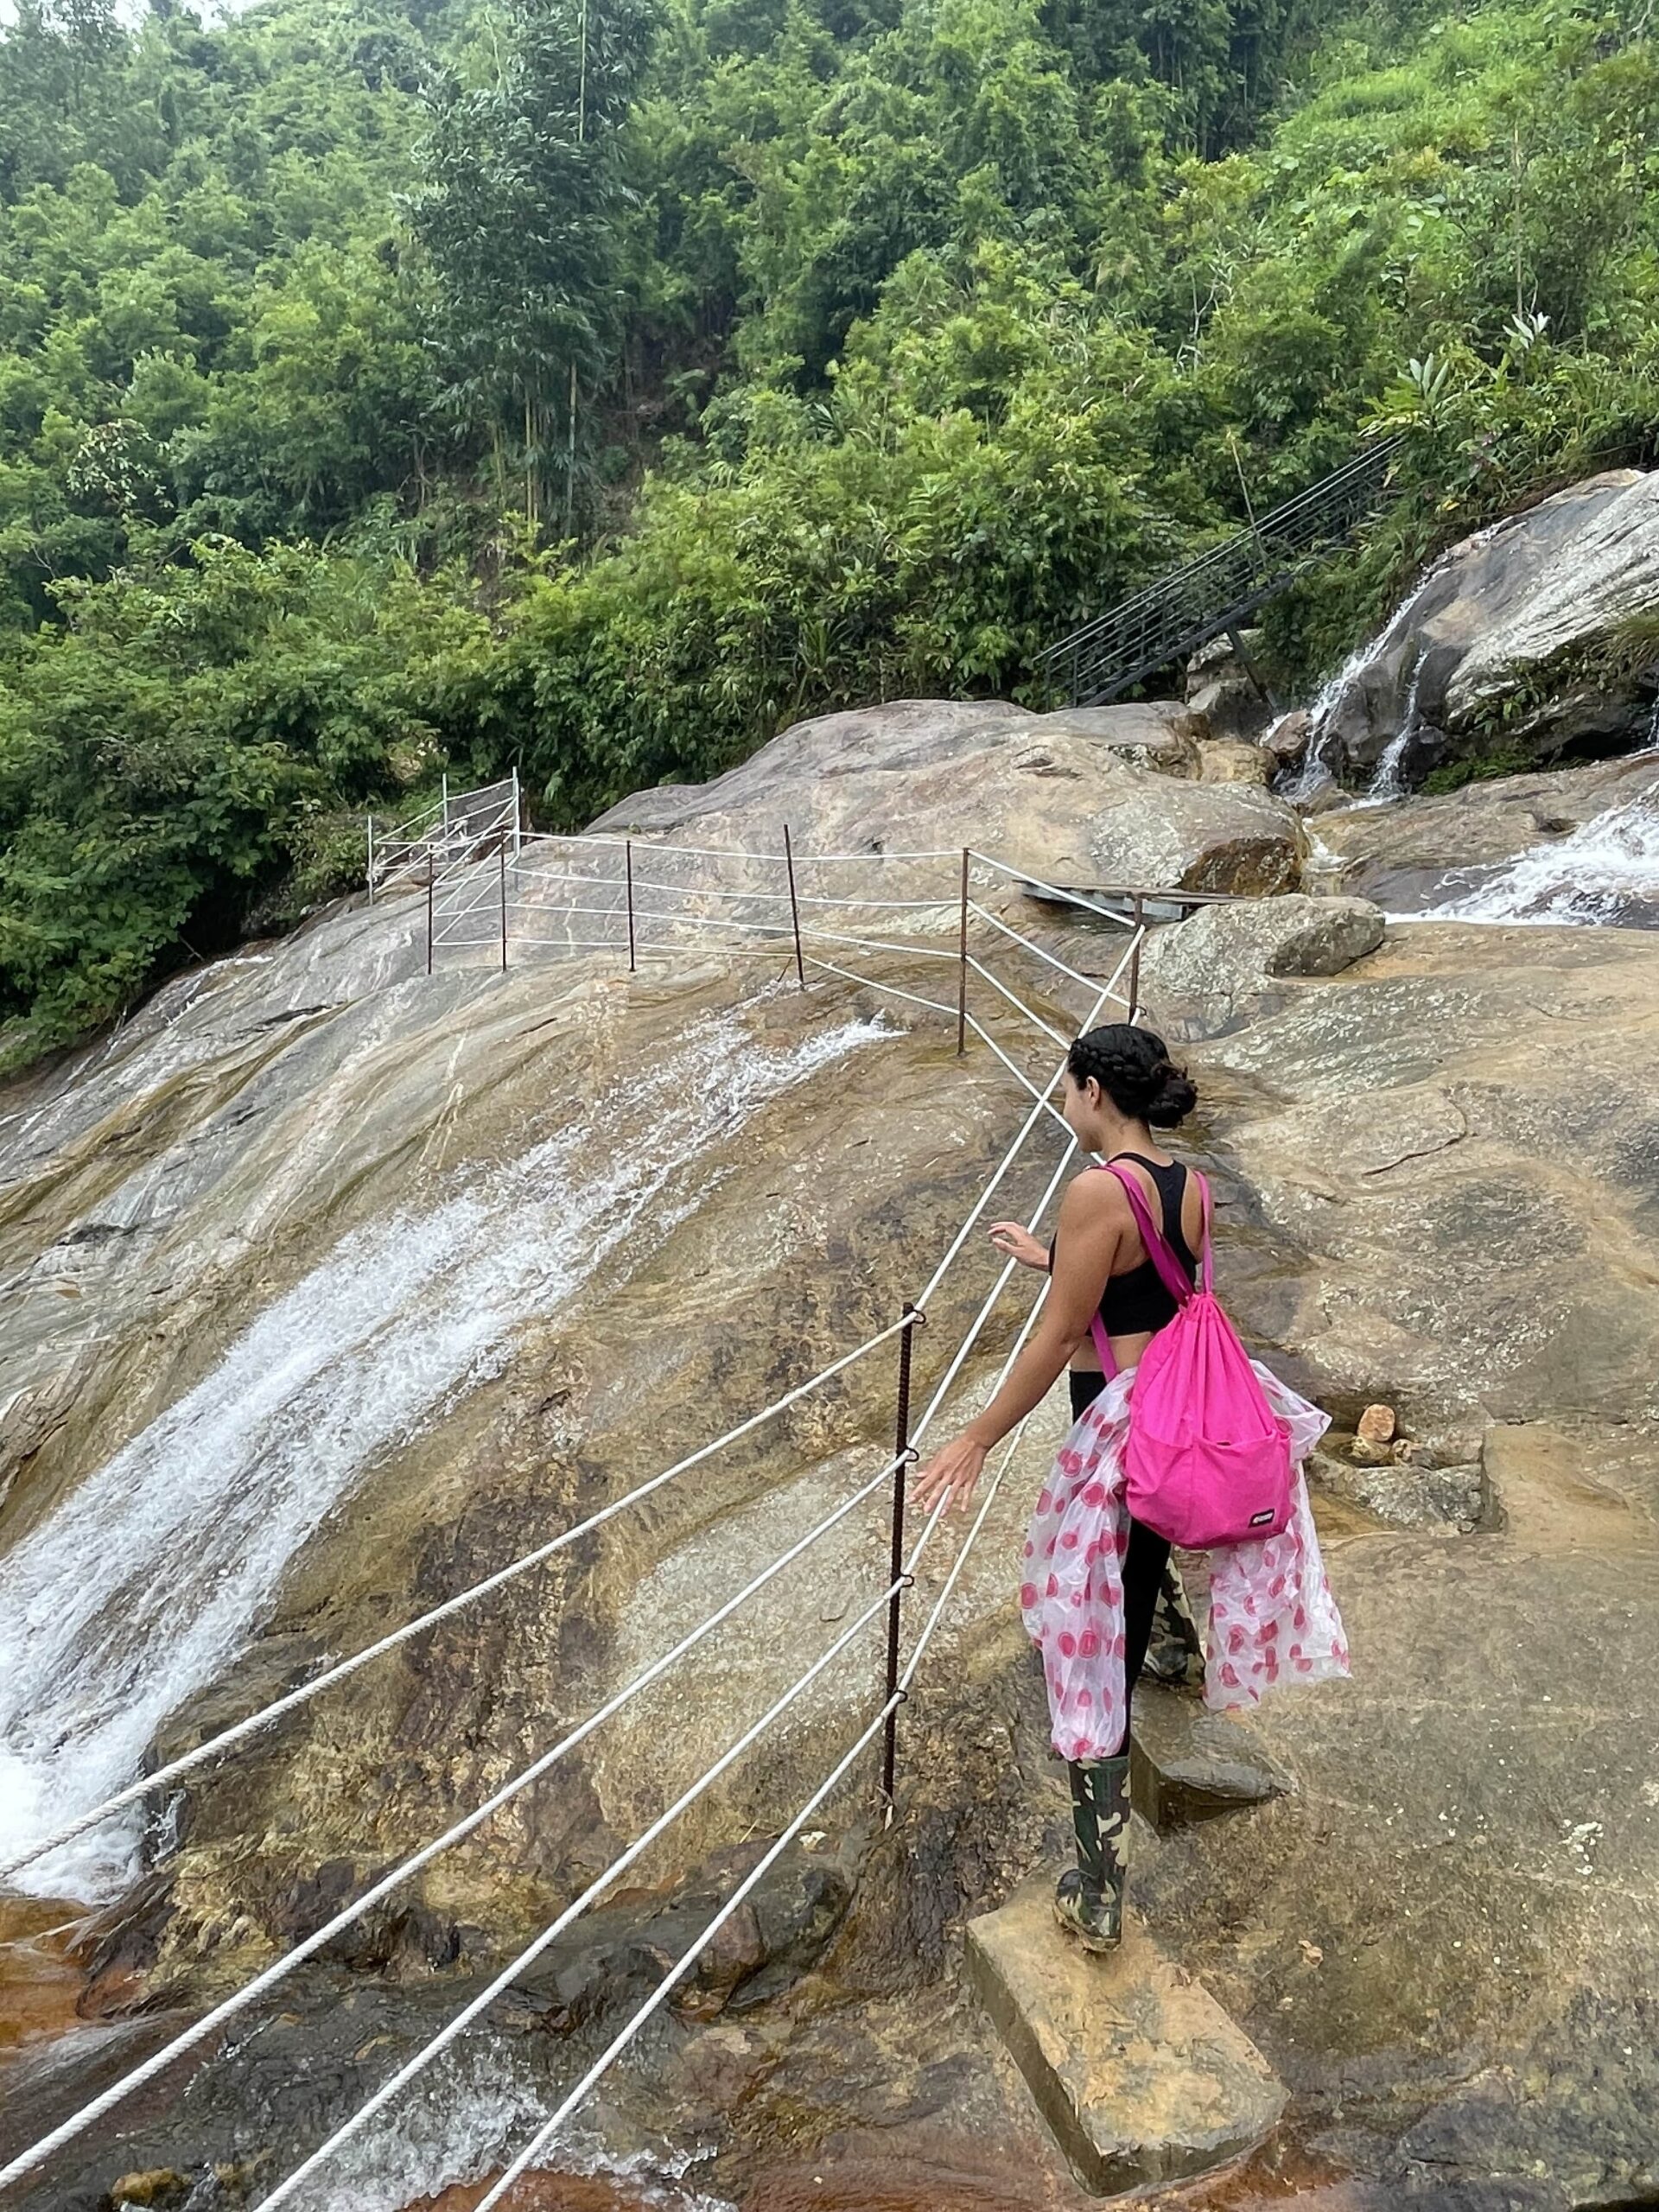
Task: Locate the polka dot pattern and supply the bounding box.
[1021,1363,1351,1762]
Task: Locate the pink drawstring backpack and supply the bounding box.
[1089,1163,1294,1549]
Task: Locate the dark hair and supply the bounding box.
[1066,1024,1198,1128]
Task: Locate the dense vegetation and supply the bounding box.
[1,0,1656,1056]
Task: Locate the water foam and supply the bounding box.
[0,1003,891,1900]
[275,2035,734,2212]
[1429,777,1659,926]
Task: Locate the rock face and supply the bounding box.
[1195,738,1275,786]
[1135,1416,1659,2212]
[7,698,1659,2212]
[1137,893,1386,1039]
[1027,701,1204,777]
[1185,629,1275,743]
[1314,469,1659,779]
[592,697,1304,894]
[1306,749,1659,913]
[1204,919,1659,1431]
[1308,1442,1486,1531]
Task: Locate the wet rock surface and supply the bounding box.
[1306,1445,1486,1533]
[965,1874,1287,2194]
[5,698,1659,2211]
[1027,702,1205,777]
[1306,750,1659,912]
[590,696,1304,894]
[1138,893,1386,1039]
[1313,468,1657,777]
[1,1833,861,2209]
[1128,1416,1659,2212]
[1128,1686,1291,1829]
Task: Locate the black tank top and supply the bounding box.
[1096,1153,1198,1336]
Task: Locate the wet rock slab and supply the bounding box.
[1128,1685,1291,1830]
[964,1871,1286,2195]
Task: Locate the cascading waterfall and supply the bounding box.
[1353,649,1428,807]
[1281,635,1386,801]
[1430,776,1659,926]
[1285,552,1460,802]
[0,1003,892,1903]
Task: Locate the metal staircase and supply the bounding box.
[1033,435,1408,707]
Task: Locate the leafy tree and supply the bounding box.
[405,0,658,528]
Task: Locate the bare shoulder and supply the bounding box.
[1059,1166,1131,1230]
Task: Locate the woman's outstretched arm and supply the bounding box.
[912,1172,1125,1516]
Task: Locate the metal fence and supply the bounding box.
[1035,435,1408,707]
[380,781,1239,1032]
[367,772,520,899]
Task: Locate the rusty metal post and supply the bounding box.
[499,834,509,973]
[880,1304,919,1816]
[956,848,969,1055]
[1128,893,1144,1021]
[426,857,435,976]
[625,837,637,974]
[783,823,806,990]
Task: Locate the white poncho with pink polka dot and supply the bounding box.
[1020,1363,1350,1762]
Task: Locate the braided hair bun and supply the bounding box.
[1066,1023,1197,1128]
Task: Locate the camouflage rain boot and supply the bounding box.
[1142,1559,1206,1688]
[1054,1751,1130,1954]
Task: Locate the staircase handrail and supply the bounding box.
[1035,435,1406,674]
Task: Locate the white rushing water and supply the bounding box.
[280,2037,734,2212]
[0,1001,892,1901]
[1429,777,1659,925]
[1285,545,1472,802]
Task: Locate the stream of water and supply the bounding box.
[0,1002,891,1903]
[1425,776,1659,925]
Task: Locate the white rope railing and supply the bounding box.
[5,912,1098,1892]
[520,830,969,866]
[467,1263,1062,2210]
[494,855,951,913]
[0,1450,913,2192]
[968,900,1122,997]
[249,1145,1071,2212]
[801,950,1077,1138]
[476,1409,1034,2212]
[966,848,1128,927]
[0,1318,919,1888]
[6,824,1166,2196]
[966,956,1070,1048]
[239,1568,912,2212]
[0,1001,1090,2188]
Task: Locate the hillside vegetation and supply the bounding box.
[1,0,1656,1057]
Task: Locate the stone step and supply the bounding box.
[1128,1683,1290,1830]
[965,1869,1286,2197]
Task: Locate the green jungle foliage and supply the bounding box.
[1,0,1657,1057]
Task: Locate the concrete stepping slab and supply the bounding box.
[965,1868,1286,2196]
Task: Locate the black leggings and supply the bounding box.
[1070,1368,1170,1756]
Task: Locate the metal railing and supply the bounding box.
[367,772,520,899]
[1035,435,1408,707]
[7,798,1250,2202]
[388,785,1249,1029]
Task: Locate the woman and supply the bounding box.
[914,1023,1347,1953]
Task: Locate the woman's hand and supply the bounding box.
[912,1432,989,1517]
[988,1220,1048,1271]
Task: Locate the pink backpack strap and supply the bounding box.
[1103,1160,1211,1295]
[1082,1163,1212,1381]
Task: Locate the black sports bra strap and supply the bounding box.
[1105,1153,1186,1234]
